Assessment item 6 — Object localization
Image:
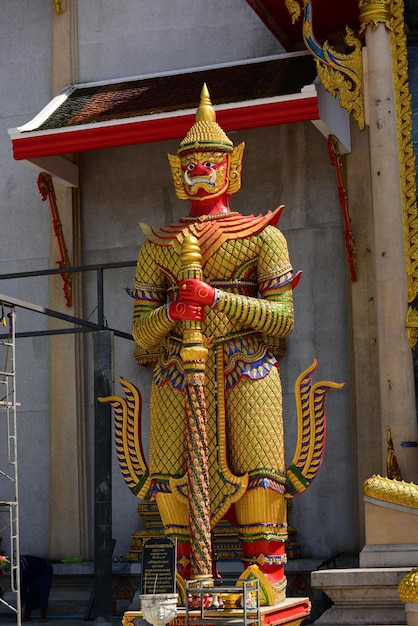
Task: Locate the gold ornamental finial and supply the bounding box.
[196,84,216,123]
[386,426,402,480]
[399,568,418,604]
[180,235,202,267]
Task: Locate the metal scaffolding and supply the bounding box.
[0,302,21,626]
[0,260,135,622]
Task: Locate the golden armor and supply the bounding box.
[102,85,343,605]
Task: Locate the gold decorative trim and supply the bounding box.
[388,0,418,305]
[302,3,365,130]
[406,306,418,350]
[363,474,418,509]
[285,0,308,24]
[386,425,402,480]
[359,0,393,31]
[53,0,62,14]
[237,564,281,606]
[361,0,418,306]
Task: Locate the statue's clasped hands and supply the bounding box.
[168,279,215,322]
[179,279,215,305]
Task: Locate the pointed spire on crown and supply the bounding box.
[196,83,216,123]
[177,84,233,155]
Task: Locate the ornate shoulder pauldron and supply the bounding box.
[139,207,284,265]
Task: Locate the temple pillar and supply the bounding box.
[48,0,88,558]
[360,0,418,482]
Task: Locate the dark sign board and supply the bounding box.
[141,537,177,595]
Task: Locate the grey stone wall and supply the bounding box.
[77,1,284,82]
[0,0,52,557]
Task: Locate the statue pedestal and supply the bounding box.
[311,567,412,625]
[122,596,311,626]
[360,543,418,567]
[359,495,418,568]
[405,604,418,626]
[312,479,418,624]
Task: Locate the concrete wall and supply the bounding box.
[0,1,52,557]
[77,1,284,83]
[1,0,355,567]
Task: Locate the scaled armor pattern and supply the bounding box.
[131,207,294,531]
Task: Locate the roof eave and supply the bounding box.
[9,89,319,186]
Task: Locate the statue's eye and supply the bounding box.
[187,164,195,171]
[204,161,214,168]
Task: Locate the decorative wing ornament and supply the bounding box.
[100,363,342,505]
[302,1,365,130]
[286,360,344,497]
[99,376,150,499]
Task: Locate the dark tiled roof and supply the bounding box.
[37,54,317,131]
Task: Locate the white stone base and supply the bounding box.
[311,567,412,625]
[360,544,418,568]
[405,603,418,626]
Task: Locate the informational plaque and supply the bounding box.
[141,537,177,595]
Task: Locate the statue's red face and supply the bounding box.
[179,151,230,200]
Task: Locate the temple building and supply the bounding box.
[1,1,417,623]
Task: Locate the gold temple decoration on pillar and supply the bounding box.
[53,0,62,14]
[287,1,365,130]
[406,306,418,350]
[358,0,393,30]
[359,0,418,337]
[293,0,418,340]
[389,0,418,307]
[285,0,308,23]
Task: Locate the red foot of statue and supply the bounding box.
[240,540,287,605]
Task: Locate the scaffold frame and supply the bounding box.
[0,303,21,626]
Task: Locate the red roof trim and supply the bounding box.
[10,96,319,161]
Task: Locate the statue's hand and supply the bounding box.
[179,279,215,306]
[168,300,204,322]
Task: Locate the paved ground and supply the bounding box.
[0,612,122,626]
[0,617,124,626]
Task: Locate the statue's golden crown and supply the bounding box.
[177,83,233,154]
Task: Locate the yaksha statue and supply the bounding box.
[105,84,342,606]
[131,83,298,602]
